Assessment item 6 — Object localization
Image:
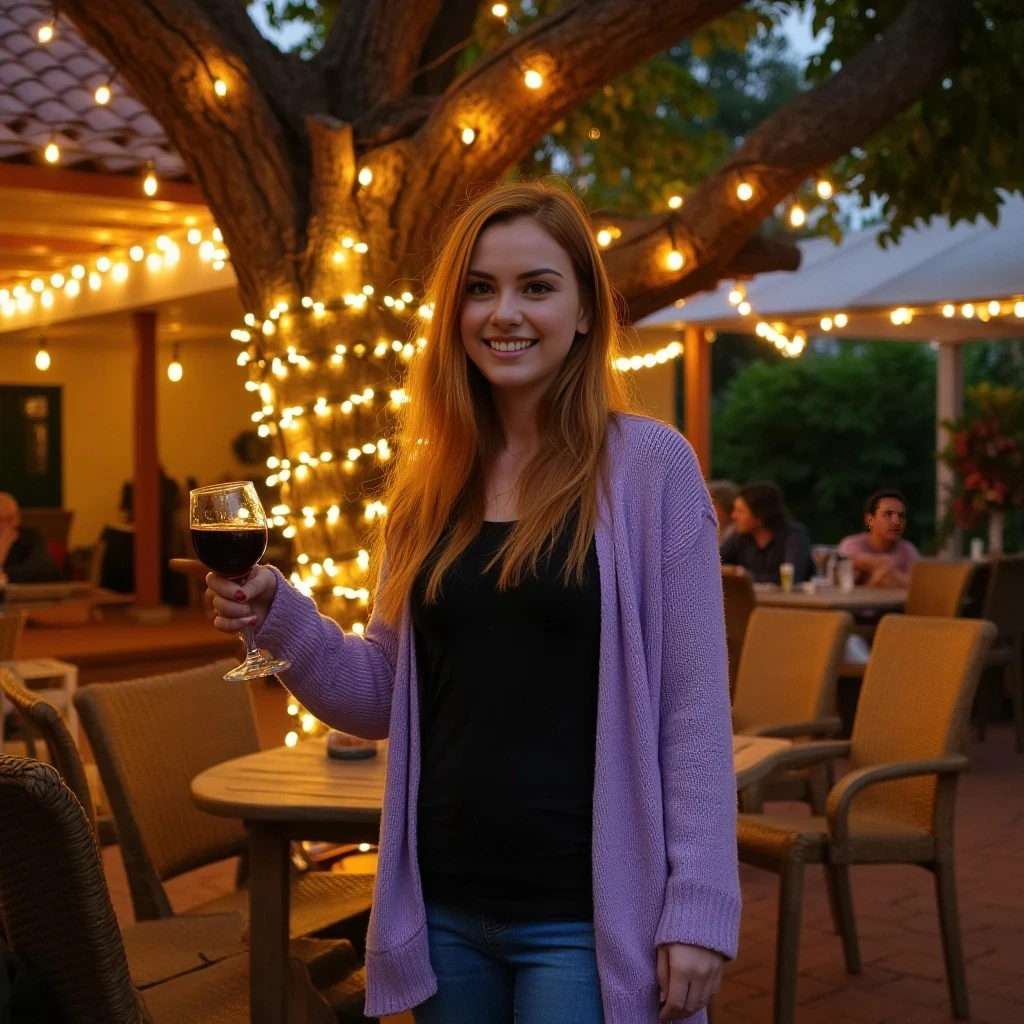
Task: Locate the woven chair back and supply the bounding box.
[732,608,851,732]
[0,608,27,660]
[0,669,96,832]
[74,660,256,893]
[905,559,977,618]
[721,567,756,685]
[851,616,994,830]
[980,555,1024,644]
[0,755,148,1023]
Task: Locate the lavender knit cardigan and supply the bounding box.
[256,413,740,1023]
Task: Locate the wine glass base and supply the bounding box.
[223,654,291,682]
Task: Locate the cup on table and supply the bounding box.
[837,558,856,592]
[779,562,795,593]
[970,537,985,562]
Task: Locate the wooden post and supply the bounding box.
[936,340,964,557]
[132,311,161,608]
[684,326,711,475]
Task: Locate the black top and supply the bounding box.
[720,520,815,585]
[412,518,601,920]
[2,526,59,584]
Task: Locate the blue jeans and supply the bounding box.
[414,902,605,1024]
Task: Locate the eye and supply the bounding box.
[466,281,492,295]
[525,281,553,294]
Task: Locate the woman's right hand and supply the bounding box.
[168,559,278,634]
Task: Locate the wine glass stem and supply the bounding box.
[243,624,259,661]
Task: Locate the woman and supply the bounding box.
[194,183,738,1023]
[720,481,814,586]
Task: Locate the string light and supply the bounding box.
[736,181,754,202]
[460,127,476,146]
[834,313,848,328]
[524,69,543,89]
[1016,301,1024,318]
[94,82,111,105]
[596,229,612,247]
[358,167,373,187]
[788,203,806,228]
[167,345,183,382]
[43,140,59,163]
[214,78,228,97]
[614,340,683,372]
[737,301,752,316]
[37,21,54,43]
[820,316,833,331]
[943,304,955,318]
[987,300,1001,316]
[665,250,685,272]
[816,179,834,199]
[35,339,50,371]
[492,2,508,14]
[727,285,745,306]
[143,164,158,196]
[668,195,683,210]
[961,303,975,318]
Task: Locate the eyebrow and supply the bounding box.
[466,267,564,281]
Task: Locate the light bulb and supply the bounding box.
[41,291,54,309]
[358,167,373,187]
[214,78,227,97]
[167,348,183,382]
[492,2,508,15]
[44,141,59,163]
[89,272,101,290]
[789,203,806,228]
[50,273,64,288]
[38,22,54,43]
[130,246,144,262]
[1015,301,1024,318]
[97,256,112,272]
[71,265,85,279]
[65,279,80,297]
[736,181,753,202]
[727,286,744,306]
[666,250,685,271]
[737,301,752,316]
[31,278,44,293]
[820,317,833,331]
[816,179,833,199]
[596,229,612,247]
[834,313,848,328]
[524,69,543,89]
[143,170,158,196]
[961,303,974,318]
[461,126,476,145]
[95,83,111,105]
[668,195,683,210]
[987,300,1001,316]
[35,344,50,371]
[942,303,955,318]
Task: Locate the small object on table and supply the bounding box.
[970,537,985,562]
[326,730,377,760]
[837,558,856,592]
[800,580,816,594]
[779,562,795,593]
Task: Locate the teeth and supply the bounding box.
[488,339,535,352]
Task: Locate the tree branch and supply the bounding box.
[608,0,966,321]
[56,0,306,302]
[407,0,743,208]
[317,0,450,121]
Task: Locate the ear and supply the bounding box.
[576,304,591,337]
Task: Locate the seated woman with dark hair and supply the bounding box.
[719,481,814,585]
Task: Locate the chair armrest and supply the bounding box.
[826,755,970,851]
[749,718,843,740]
[759,739,851,774]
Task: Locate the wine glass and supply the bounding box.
[812,545,834,582]
[189,481,291,682]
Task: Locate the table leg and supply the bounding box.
[247,822,291,1024]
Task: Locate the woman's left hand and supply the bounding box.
[657,942,724,1020]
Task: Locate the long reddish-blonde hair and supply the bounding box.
[373,181,634,623]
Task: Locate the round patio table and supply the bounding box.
[192,733,792,1024]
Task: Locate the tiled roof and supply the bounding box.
[0,0,188,179]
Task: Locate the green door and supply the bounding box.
[0,385,63,507]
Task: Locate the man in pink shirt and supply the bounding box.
[838,490,919,587]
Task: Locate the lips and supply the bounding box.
[483,337,538,354]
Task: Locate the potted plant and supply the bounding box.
[938,384,1024,555]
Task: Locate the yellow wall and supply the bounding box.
[2,339,254,547]
[620,326,681,427]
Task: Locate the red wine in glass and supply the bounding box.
[190,525,268,580]
[189,481,290,682]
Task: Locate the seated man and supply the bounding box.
[0,492,60,585]
[720,481,815,585]
[838,490,919,587]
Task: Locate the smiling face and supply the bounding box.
[460,217,591,400]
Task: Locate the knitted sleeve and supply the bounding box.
[653,432,742,958]
[254,567,399,739]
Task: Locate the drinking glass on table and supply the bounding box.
[189,481,290,682]
[812,545,833,582]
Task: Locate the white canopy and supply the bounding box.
[637,192,1024,343]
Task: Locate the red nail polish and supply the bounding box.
[236,590,246,601]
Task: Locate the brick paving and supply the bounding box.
[102,723,1023,1024]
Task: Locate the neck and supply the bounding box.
[751,525,775,548]
[868,533,896,552]
[491,385,543,457]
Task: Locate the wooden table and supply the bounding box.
[756,585,907,613]
[192,733,792,1024]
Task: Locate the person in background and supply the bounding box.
[708,480,739,544]
[0,492,59,585]
[720,481,814,585]
[838,490,919,587]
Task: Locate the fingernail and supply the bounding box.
[236,590,246,601]
[248,616,258,625]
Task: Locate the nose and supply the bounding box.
[489,287,525,328]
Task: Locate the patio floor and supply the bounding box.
[102,723,1023,1024]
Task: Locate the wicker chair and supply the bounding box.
[732,608,851,813]
[0,754,366,1023]
[0,667,118,845]
[0,607,27,659]
[722,566,757,693]
[737,615,995,1024]
[974,555,1024,750]
[74,660,374,944]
